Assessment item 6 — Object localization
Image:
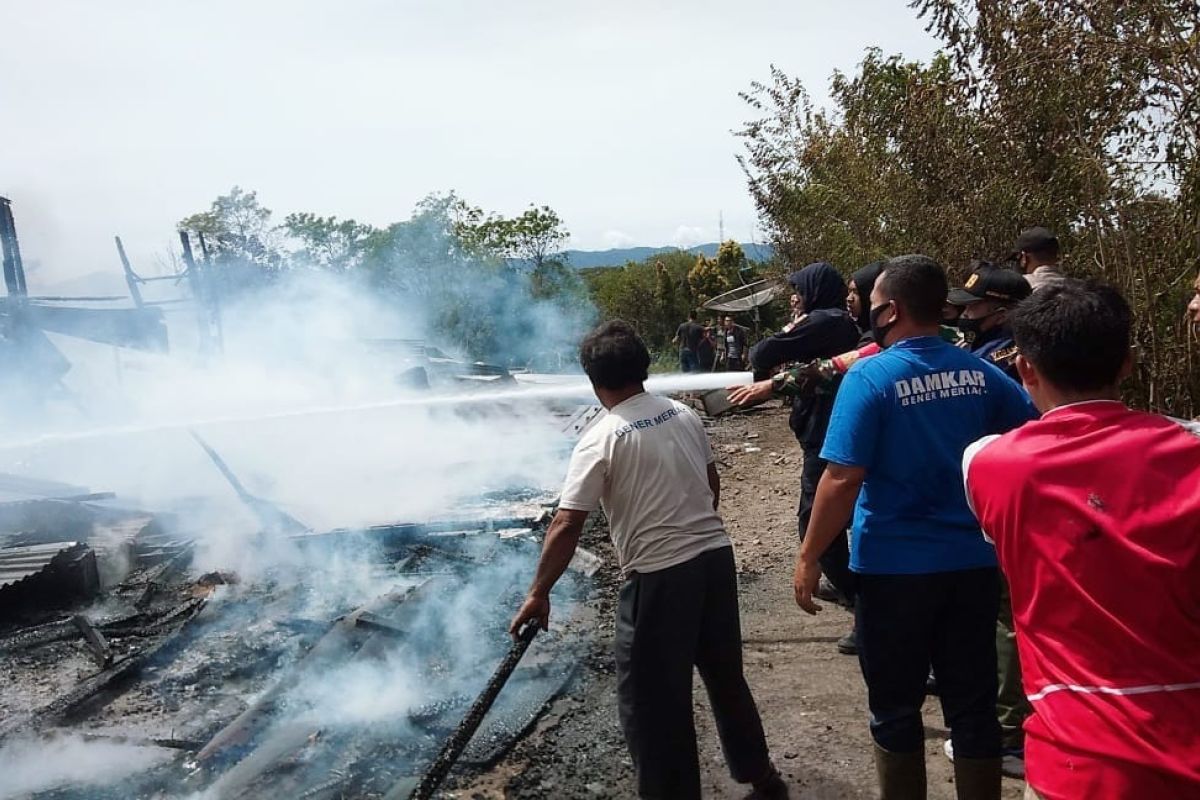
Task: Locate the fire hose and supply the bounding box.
[384,621,541,800]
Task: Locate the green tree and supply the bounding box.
[282,212,380,271]
[738,1,1199,414]
[715,241,748,282]
[178,186,283,268]
[468,205,570,269]
[687,253,736,307]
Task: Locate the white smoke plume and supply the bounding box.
[0,735,172,798]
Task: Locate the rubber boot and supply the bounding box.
[872,743,926,800]
[953,756,1001,800]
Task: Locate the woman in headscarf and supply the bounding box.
[847,260,886,338]
[736,261,862,654]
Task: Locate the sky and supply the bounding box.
[1,1,937,288]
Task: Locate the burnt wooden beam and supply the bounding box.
[71,614,112,667]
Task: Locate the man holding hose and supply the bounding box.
[511,320,787,800]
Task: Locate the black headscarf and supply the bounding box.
[849,261,886,332]
[786,261,847,313]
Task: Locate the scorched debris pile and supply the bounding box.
[0,448,595,800]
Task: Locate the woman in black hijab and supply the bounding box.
[847,260,886,336]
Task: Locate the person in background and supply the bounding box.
[783,290,805,331]
[794,255,1037,800]
[963,280,1200,799]
[697,324,717,372]
[1013,227,1066,292]
[942,260,1034,778]
[511,320,787,800]
[723,315,749,371]
[946,261,1032,381]
[731,262,862,653]
[846,261,886,338]
[673,312,705,373]
[1188,267,1200,328]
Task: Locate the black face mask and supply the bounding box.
[955,309,1003,343]
[869,302,897,347]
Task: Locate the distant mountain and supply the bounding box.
[565,242,774,269]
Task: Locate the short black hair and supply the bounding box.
[1016,226,1060,260]
[1010,279,1131,392]
[877,255,947,325]
[579,320,651,390]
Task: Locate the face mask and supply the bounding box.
[956,308,1003,343]
[869,302,897,347]
[955,316,982,344]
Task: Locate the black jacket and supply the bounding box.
[749,262,860,448]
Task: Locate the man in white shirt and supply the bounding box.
[511,320,786,800]
[1012,227,1067,292]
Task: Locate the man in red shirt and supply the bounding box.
[963,280,1200,799]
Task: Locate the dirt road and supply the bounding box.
[459,404,1024,799]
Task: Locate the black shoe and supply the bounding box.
[925,670,939,696]
[836,630,858,655]
[744,767,789,800]
[815,576,847,605]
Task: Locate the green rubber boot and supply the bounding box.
[872,743,927,800]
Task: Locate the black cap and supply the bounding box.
[1013,226,1059,256]
[947,265,1032,306]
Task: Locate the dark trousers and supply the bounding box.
[996,575,1030,750]
[680,349,699,373]
[856,567,1002,757]
[798,444,856,605]
[616,546,772,799]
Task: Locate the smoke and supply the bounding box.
[0,734,172,798]
[1,266,581,527]
[0,254,595,796]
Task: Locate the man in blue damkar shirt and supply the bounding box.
[792,255,1036,800]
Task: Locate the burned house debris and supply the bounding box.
[1,197,169,413]
[0,195,616,800]
[0,427,598,800]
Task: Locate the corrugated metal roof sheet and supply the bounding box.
[0,541,83,589]
[0,473,91,506]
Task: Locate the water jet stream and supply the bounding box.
[0,372,754,451]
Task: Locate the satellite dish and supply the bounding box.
[702,279,785,313]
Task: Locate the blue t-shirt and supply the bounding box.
[820,336,1037,574]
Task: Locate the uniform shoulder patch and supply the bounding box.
[989,345,1019,364]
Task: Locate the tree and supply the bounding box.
[282,213,380,271]
[688,253,736,307]
[715,241,748,281]
[176,188,593,366]
[467,205,570,270]
[737,1,1200,414]
[178,186,283,269]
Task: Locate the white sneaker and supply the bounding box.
[943,739,954,761]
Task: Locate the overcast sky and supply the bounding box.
[1,1,936,287]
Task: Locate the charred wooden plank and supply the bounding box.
[195,578,440,764]
[189,431,310,535]
[0,597,210,741]
[71,614,112,667]
[75,731,206,751]
[132,543,195,608]
[353,610,409,638]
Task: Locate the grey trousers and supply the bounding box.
[615,546,772,799]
